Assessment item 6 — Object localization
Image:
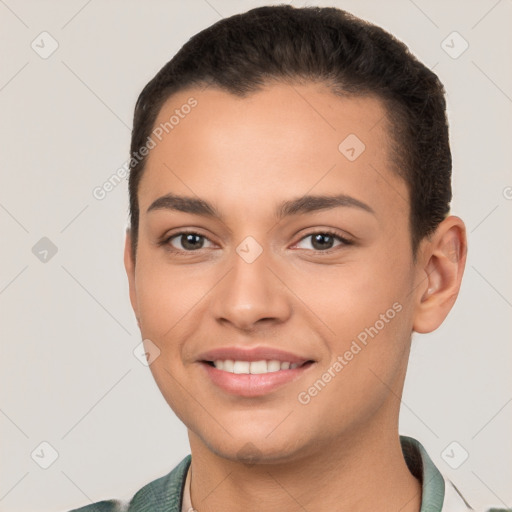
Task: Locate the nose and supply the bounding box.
[210,244,292,332]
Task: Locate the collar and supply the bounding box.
[400,436,472,512]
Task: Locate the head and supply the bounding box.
[124,5,466,464]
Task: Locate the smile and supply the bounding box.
[200,360,315,397]
[196,346,316,396]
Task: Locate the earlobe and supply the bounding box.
[413,216,467,333]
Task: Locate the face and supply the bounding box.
[125,82,427,464]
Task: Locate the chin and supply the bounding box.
[192,424,317,466]
[216,441,301,466]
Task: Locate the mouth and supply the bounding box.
[196,346,317,396]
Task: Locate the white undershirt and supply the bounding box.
[181,465,193,512]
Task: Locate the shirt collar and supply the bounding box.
[401,436,472,512]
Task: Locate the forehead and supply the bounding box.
[138,82,408,220]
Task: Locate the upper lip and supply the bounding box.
[198,346,314,365]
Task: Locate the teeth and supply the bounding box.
[267,360,281,372]
[233,361,250,374]
[249,360,268,374]
[212,359,301,374]
[223,360,234,372]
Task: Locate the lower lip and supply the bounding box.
[200,361,315,397]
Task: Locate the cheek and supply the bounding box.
[133,259,202,416]
[293,255,409,337]
[133,252,211,339]
[302,243,414,375]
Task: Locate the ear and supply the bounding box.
[412,216,467,334]
[123,227,140,328]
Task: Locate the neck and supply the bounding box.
[187,426,421,512]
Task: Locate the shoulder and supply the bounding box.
[66,455,191,512]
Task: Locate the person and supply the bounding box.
[69,5,509,512]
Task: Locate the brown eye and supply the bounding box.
[310,233,336,250]
[295,231,352,252]
[166,232,214,252]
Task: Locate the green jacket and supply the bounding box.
[68,436,509,512]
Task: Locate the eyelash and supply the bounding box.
[158,229,353,255]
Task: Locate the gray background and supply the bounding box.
[0,0,511,510]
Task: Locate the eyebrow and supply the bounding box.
[146,192,375,220]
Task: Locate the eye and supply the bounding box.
[294,231,352,252]
[164,231,215,252]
